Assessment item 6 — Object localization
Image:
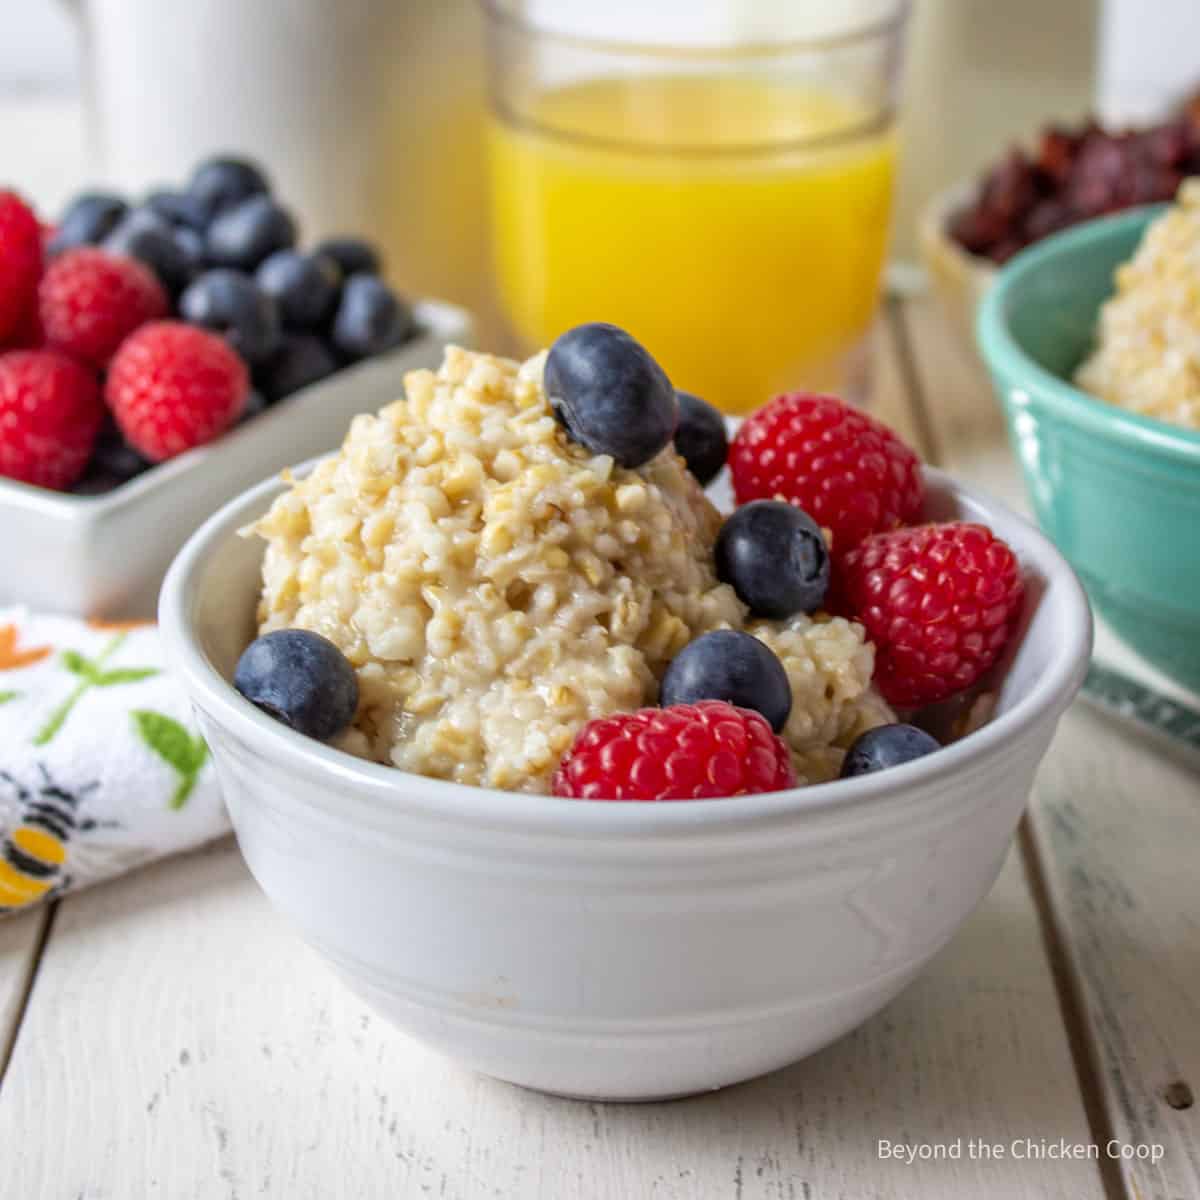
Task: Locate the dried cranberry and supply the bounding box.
[948,112,1199,264]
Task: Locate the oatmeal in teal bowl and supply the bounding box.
[977,202,1200,693]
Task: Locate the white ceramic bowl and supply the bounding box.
[0,300,470,619]
[159,466,1091,1101]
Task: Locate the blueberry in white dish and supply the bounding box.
[660,629,792,733]
[238,389,269,423]
[257,333,339,402]
[173,225,207,274]
[544,322,677,468]
[49,192,127,255]
[330,274,413,361]
[314,236,380,278]
[206,195,297,272]
[234,629,359,741]
[104,208,194,294]
[256,250,341,328]
[715,500,829,618]
[840,724,940,778]
[70,419,152,494]
[673,390,727,486]
[188,156,269,220]
[144,188,211,232]
[179,269,282,366]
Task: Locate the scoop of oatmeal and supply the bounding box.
[251,346,888,792]
[1075,178,1200,430]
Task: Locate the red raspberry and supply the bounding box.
[729,393,924,554]
[105,321,248,462]
[0,350,104,490]
[552,700,795,801]
[39,248,168,366]
[1,294,44,351]
[839,522,1025,708]
[0,191,43,344]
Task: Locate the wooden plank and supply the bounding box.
[899,293,1200,1200]
[0,839,1105,1199]
[0,907,49,1080]
[872,307,930,454]
[1031,706,1200,1200]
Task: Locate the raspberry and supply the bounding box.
[1,294,44,351]
[552,700,795,801]
[0,350,104,490]
[105,321,248,462]
[729,392,924,554]
[39,248,168,366]
[0,191,43,343]
[839,522,1025,708]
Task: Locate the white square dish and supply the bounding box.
[0,300,471,619]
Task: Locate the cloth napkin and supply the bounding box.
[0,608,227,916]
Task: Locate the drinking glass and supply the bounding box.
[484,1,909,413]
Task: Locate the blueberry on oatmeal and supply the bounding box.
[544,323,678,468]
[234,629,359,741]
[673,390,728,486]
[715,500,829,619]
[659,630,792,733]
[839,723,940,778]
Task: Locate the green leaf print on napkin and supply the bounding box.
[34,635,159,746]
[0,691,16,706]
[132,710,209,810]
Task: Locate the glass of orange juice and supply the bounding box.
[483,1,909,414]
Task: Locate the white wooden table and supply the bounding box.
[2,98,1198,1200]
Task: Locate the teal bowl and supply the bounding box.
[977,206,1200,693]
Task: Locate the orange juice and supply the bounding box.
[488,75,897,413]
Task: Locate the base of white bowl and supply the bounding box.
[330,958,922,1102]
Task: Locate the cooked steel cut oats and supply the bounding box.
[250,346,889,792]
[1075,178,1200,429]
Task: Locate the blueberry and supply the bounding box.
[313,236,380,277]
[206,195,296,271]
[188,156,270,216]
[179,269,281,365]
[256,333,338,402]
[92,425,152,481]
[145,188,212,230]
[256,250,341,328]
[73,420,152,493]
[174,225,207,273]
[329,274,413,361]
[715,501,830,619]
[660,630,791,733]
[104,209,193,293]
[238,389,269,423]
[544,323,677,469]
[111,205,172,236]
[50,192,127,254]
[71,473,126,497]
[673,391,727,486]
[234,629,358,741]
[839,724,941,779]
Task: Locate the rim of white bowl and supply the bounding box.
[159,463,1093,835]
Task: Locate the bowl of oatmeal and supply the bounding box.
[978,194,1200,693]
[160,339,1090,1099]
